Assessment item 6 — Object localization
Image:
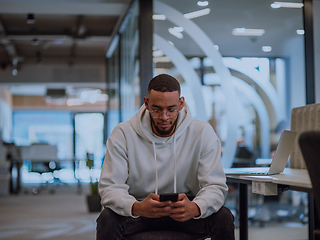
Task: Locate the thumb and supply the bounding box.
[177,193,187,201]
[149,193,160,201]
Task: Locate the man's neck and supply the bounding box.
[151,123,176,137]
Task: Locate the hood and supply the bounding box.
[129,102,193,144]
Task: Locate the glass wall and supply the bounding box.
[74,113,105,182]
[152,0,305,167]
[13,110,73,160]
[13,110,74,184]
[12,110,106,184]
[106,0,140,136]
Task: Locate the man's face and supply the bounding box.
[144,90,184,137]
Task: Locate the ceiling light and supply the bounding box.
[168,41,174,46]
[184,8,211,19]
[12,69,17,76]
[27,13,35,24]
[31,38,40,46]
[153,14,166,20]
[296,29,305,35]
[262,46,272,52]
[214,45,219,51]
[232,28,265,36]
[197,1,209,7]
[173,26,184,32]
[168,28,183,39]
[271,2,304,8]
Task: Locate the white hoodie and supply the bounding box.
[99,102,228,218]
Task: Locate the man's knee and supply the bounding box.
[96,208,126,240]
[97,208,113,225]
[208,206,235,239]
[208,206,235,231]
[97,208,123,232]
[216,206,234,223]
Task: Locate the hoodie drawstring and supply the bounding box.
[173,135,177,193]
[152,141,158,195]
[152,137,177,195]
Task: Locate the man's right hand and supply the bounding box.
[132,193,173,218]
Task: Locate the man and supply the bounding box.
[97,74,234,239]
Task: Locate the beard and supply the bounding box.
[149,113,179,137]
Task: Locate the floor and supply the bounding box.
[0,183,309,240]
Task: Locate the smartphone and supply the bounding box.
[159,193,178,202]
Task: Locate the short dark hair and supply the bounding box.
[148,74,180,94]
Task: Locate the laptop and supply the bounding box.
[224,130,297,175]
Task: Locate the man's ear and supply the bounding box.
[179,97,185,110]
[143,96,149,110]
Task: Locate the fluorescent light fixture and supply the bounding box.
[31,38,40,46]
[173,26,184,32]
[262,46,272,52]
[296,29,305,35]
[169,27,183,39]
[184,8,210,19]
[271,3,281,8]
[232,28,265,36]
[197,1,209,7]
[153,14,166,20]
[271,2,303,8]
[27,13,35,24]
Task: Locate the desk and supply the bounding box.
[225,168,314,240]
[10,158,81,194]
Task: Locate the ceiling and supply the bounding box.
[0,0,307,95]
[0,0,131,67]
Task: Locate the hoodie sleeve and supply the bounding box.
[98,125,137,217]
[192,124,228,218]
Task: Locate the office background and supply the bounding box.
[0,0,319,239]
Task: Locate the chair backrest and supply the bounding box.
[290,103,320,169]
[299,131,320,219]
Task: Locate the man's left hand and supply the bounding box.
[168,194,200,222]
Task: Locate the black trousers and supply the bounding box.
[96,206,235,240]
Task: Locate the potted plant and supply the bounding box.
[86,153,102,212]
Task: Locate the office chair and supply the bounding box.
[299,131,320,240]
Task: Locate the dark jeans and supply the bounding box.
[96,206,235,240]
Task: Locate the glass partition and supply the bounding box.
[153,0,305,166]
[106,0,140,136]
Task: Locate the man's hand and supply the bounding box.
[132,193,173,218]
[169,194,201,222]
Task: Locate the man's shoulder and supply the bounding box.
[188,119,217,137]
[189,118,212,129]
[111,120,133,136]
